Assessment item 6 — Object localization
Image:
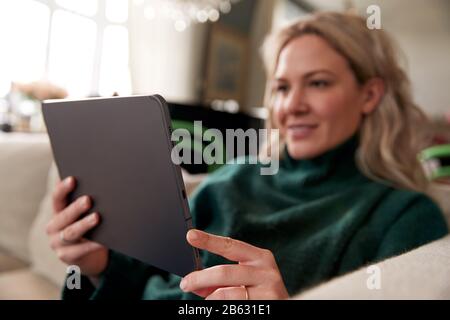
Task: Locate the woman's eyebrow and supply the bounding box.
[275,70,336,82]
[302,70,336,79]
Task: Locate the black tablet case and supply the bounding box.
[42,95,201,277]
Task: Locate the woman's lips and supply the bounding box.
[286,124,318,140]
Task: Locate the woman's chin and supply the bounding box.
[286,141,325,160]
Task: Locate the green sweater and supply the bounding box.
[63,135,448,300]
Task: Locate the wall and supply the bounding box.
[128,4,208,104]
[245,0,277,112]
[128,0,275,113]
[363,0,450,118]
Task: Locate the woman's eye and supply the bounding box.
[309,80,330,88]
[275,85,289,93]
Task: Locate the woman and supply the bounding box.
[47,12,448,300]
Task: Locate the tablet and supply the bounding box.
[42,95,202,277]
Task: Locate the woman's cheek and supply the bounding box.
[312,91,350,118]
[272,103,286,131]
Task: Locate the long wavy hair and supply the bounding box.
[261,11,431,193]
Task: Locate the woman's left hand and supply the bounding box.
[180,229,289,300]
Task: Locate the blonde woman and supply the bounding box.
[48,12,447,300]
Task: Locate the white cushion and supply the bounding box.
[295,235,450,300]
[0,250,28,272]
[0,133,52,262]
[29,163,67,287]
[0,269,59,300]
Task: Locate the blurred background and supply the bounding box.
[0,0,449,133]
[0,0,449,300]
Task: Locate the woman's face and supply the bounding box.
[273,35,377,159]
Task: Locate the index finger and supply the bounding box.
[187,229,265,263]
[52,176,76,213]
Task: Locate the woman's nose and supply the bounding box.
[283,87,309,114]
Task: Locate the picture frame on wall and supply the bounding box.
[204,23,249,109]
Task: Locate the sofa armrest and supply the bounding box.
[0,133,52,262]
[294,235,450,300]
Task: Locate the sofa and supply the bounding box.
[0,132,449,300]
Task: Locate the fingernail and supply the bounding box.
[65,177,72,187]
[188,230,198,241]
[89,213,97,224]
[179,278,187,291]
[81,196,89,208]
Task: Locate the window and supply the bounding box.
[105,0,128,23]
[99,25,131,97]
[48,10,97,98]
[0,0,50,95]
[55,0,98,16]
[0,0,131,98]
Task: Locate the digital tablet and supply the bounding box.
[42,95,202,277]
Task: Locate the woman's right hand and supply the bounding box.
[46,176,108,278]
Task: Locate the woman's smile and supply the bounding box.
[286,123,319,140]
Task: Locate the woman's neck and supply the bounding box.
[281,134,362,185]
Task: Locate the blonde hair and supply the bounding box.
[261,11,431,193]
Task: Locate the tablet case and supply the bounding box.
[42,95,201,277]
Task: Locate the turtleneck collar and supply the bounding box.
[280,134,362,186]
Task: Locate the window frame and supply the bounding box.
[34,0,129,96]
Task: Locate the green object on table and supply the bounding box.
[171,120,226,173]
[418,144,450,181]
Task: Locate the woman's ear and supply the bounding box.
[361,78,385,115]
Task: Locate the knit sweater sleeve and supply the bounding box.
[374,194,448,261]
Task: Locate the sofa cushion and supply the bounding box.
[29,163,67,287]
[0,269,60,300]
[0,133,52,262]
[295,234,450,299]
[0,249,28,272]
